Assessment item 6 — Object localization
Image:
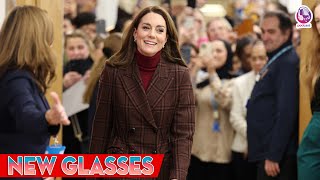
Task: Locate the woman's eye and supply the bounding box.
[142,26,150,30]
[216,49,222,53]
[157,28,164,33]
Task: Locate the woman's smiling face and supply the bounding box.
[134,12,167,57]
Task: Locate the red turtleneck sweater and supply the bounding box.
[135,50,161,91]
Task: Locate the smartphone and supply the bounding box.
[96,19,106,34]
[180,44,192,64]
[199,42,210,57]
[183,16,194,30]
[187,0,196,8]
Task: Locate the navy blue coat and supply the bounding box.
[247,42,299,163]
[0,69,59,154]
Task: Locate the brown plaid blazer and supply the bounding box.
[90,58,195,180]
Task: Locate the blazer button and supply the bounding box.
[129,128,136,133]
[153,128,158,133]
[152,150,157,154]
[129,149,136,154]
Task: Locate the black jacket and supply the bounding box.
[247,41,299,162]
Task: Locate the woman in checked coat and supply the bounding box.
[89,6,195,180]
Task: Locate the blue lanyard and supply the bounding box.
[259,45,293,76]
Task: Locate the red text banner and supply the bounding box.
[0,154,164,178]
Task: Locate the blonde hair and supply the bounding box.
[64,29,94,53]
[207,17,232,32]
[83,33,122,103]
[305,1,320,98]
[0,6,55,92]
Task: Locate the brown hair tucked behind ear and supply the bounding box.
[0,6,55,93]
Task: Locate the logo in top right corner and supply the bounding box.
[295,5,313,29]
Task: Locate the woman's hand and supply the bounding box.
[63,71,82,89]
[203,57,216,75]
[83,70,91,85]
[188,57,203,78]
[179,27,194,46]
[45,92,70,126]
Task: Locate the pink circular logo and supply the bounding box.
[296,5,313,24]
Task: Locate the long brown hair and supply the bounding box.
[0,6,55,93]
[305,1,320,98]
[108,6,186,67]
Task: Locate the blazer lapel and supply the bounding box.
[146,59,173,110]
[118,62,157,128]
[40,92,50,110]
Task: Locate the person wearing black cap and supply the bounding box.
[72,12,97,41]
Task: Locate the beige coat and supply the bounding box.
[192,72,234,163]
[230,71,256,153]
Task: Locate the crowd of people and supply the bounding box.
[1,0,320,180]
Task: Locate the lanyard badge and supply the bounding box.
[257,45,293,82]
[212,111,220,132]
[45,136,66,154]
